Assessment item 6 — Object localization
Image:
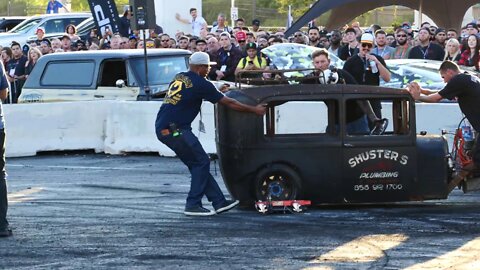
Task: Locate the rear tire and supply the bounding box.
[254,164,301,201]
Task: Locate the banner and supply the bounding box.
[87,0,121,36]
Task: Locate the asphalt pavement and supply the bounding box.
[1,153,480,269]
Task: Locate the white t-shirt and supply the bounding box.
[191,16,207,36]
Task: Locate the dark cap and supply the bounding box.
[195,39,207,45]
[40,39,51,47]
[246,42,257,50]
[319,29,328,37]
[466,23,478,30]
[435,28,446,35]
[61,34,71,41]
[22,44,29,54]
[252,19,260,26]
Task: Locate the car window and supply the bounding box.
[4,21,20,32]
[9,18,41,34]
[346,98,411,136]
[40,17,89,34]
[130,55,189,88]
[41,61,95,87]
[264,100,337,136]
[99,60,127,87]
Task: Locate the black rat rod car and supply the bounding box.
[215,83,475,205]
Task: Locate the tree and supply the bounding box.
[273,0,316,17]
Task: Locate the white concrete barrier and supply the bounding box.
[2,100,465,158]
[102,101,216,156]
[4,101,109,157]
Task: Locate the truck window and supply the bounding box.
[43,19,67,33]
[41,61,95,87]
[346,98,411,136]
[264,100,338,136]
[99,60,127,87]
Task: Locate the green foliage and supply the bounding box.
[0,0,131,15]
[273,0,316,17]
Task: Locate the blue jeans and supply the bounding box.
[0,129,8,230]
[328,115,370,135]
[346,115,370,135]
[158,129,226,209]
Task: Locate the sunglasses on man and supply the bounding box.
[361,43,373,48]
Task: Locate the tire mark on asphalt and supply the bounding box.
[8,187,43,204]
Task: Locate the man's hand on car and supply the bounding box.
[255,104,267,116]
[407,82,421,100]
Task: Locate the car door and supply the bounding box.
[261,96,344,202]
[342,95,417,203]
[95,59,139,101]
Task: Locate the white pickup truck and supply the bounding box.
[19,49,191,103]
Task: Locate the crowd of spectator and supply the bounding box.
[1,6,480,102]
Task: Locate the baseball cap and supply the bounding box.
[435,28,446,35]
[36,27,45,34]
[466,23,478,30]
[235,31,246,41]
[360,33,374,44]
[61,34,71,41]
[189,52,216,65]
[246,42,257,50]
[252,19,260,26]
[195,39,207,45]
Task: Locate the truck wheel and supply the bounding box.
[254,165,301,201]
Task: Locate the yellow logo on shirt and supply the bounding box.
[164,74,192,105]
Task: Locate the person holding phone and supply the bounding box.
[234,42,267,81]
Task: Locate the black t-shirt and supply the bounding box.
[338,44,359,61]
[439,73,480,131]
[6,56,27,78]
[343,54,387,117]
[302,69,364,123]
[342,53,387,86]
[408,43,445,61]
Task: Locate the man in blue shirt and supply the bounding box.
[46,0,69,14]
[0,61,11,237]
[155,52,266,216]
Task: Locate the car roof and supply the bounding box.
[38,49,191,61]
[28,13,92,20]
[236,83,412,102]
[0,16,28,20]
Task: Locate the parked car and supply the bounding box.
[26,17,95,44]
[262,44,478,90]
[0,13,91,47]
[0,16,27,33]
[215,83,472,205]
[382,59,478,90]
[19,49,190,103]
